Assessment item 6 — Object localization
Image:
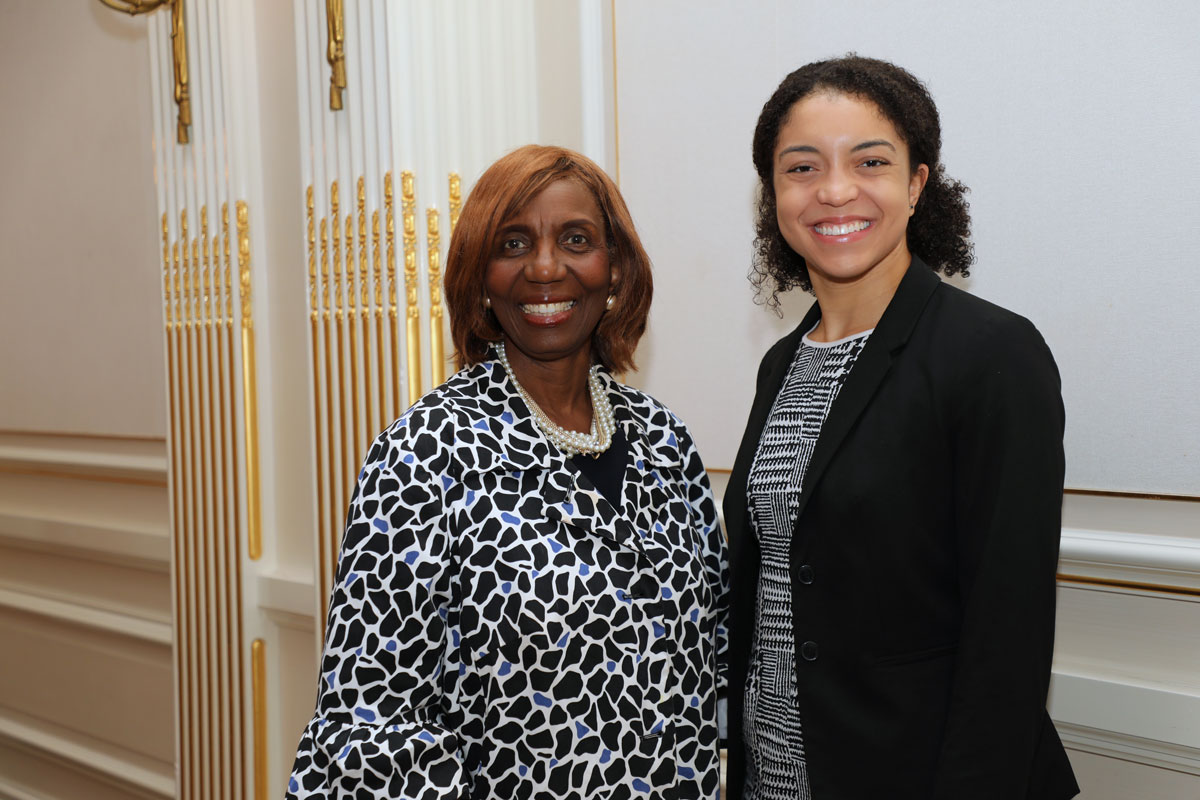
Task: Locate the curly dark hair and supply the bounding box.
[751,54,973,306]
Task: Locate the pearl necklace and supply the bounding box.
[496,341,615,458]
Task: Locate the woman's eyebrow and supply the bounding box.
[778,144,819,159]
[852,139,897,152]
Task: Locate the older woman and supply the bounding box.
[725,56,1079,799]
[288,145,728,799]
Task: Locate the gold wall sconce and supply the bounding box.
[97,0,191,144]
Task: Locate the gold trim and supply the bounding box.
[448,173,462,237]
[237,201,262,561]
[325,0,346,111]
[342,212,355,497]
[372,207,385,435]
[346,188,362,471]
[359,178,372,441]
[251,638,267,800]
[170,0,191,144]
[1064,488,1200,504]
[427,207,445,387]
[1057,573,1200,598]
[321,203,339,616]
[308,186,329,610]
[385,173,401,418]
[401,172,421,407]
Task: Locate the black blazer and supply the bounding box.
[724,260,1079,799]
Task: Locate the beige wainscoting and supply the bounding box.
[0,432,173,800]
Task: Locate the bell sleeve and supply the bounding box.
[287,422,469,800]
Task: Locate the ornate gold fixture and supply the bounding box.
[97,0,190,143]
[237,201,262,561]
[401,172,421,407]
[426,207,445,387]
[325,0,347,110]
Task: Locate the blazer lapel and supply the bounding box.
[789,259,942,549]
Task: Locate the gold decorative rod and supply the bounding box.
[325,0,346,111]
[162,213,172,325]
[357,178,372,441]
[181,210,191,326]
[170,0,191,144]
[401,171,421,407]
[426,207,445,387]
[236,201,262,561]
[251,639,267,800]
[449,173,462,237]
[306,186,328,607]
[372,207,384,434]
[384,173,401,420]
[345,207,361,464]
[201,207,211,327]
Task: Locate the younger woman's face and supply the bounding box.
[772,92,928,290]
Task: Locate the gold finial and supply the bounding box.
[325,0,346,110]
[385,172,397,316]
[162,213,172,325]
[332,181,344,322]
[344,213,356,318]
[426,207,444,386]
[181,210,191,324]
[237,201,252,330]
[358,177,369,309]
[448,173,462,237]
[307,186,317,314]
[372,210,382,310]
[222,203,233,323]
[320,217,330,319]
[170,0,191,144]
[201,206,211,325]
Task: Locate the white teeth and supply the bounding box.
[814,220,871,236]
[520,300,575,315]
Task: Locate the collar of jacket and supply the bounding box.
[438,350,682,554]
[727,257,942,547]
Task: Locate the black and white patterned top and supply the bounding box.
[743,327,871,800]
[287,355,729,799]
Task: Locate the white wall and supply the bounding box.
[617,0,1200,497]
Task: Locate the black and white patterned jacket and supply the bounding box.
[288,356,729,799]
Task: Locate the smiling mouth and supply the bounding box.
[813,220,872,236]
[520,300,576,316]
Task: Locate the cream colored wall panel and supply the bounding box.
[1054,586,1200,690]
[1067,749,1200,800]
[0,542,169,626]
[0,3,164,439]
[0,607,173,764]
[272,620,320,798]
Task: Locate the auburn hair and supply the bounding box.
[444,144,653,373]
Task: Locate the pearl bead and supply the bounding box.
[496,342,615,458]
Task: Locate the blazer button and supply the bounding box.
[797,565,814,585]
[801,641,819,661]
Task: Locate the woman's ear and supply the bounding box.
[909,163,930,211]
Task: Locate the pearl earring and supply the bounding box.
[483,296,492,309]
[605,295,615,311]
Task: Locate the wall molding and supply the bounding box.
[1059,528,1200,595]
[0,709,173,799]
[0,432,167,486]
[1051,671,1200,775]
[0,586,172,645]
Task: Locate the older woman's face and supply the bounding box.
[484,179,617,366]
[773,92,928,290]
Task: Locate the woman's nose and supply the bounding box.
[816,168,858,206]
[524,241,562,281]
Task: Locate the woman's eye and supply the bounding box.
[501,237,526,252]
[564,233,589,246]
[787,164,815,174]
[861,158,888,168]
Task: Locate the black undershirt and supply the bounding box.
[568,424,629,510]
